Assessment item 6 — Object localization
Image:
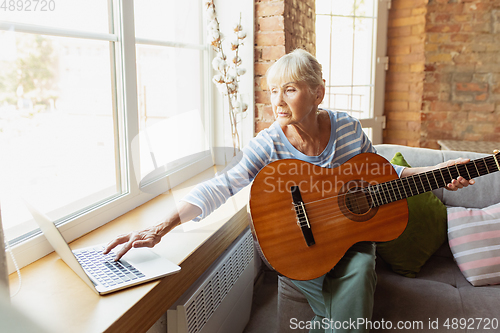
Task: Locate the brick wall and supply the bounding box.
[422,0,500,148]
[284,0,316,54]
[254,0,315,134]
[254,0,500,145]
[385,0,500,148]
[383,0,428,147]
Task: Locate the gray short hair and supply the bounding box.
[266,49,324,91]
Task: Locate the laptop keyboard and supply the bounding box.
[74,246,145,288]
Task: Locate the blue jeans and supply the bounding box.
[291,242,377,333]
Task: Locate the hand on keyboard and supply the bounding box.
[103,224,165,261]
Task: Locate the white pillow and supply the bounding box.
[448,202,500,286]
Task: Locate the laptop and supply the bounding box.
[25,202,181,295]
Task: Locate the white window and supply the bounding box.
[0,0,212,270]
[133,0,212,188]
[316,0,389,143]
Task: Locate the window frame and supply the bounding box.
[316,0,389,144]
[1,0,215,273]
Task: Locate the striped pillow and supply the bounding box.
[447,202,500,286]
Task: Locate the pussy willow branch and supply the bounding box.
[211,16,238,153]
[206,1,245,154]
[228,15,243,154]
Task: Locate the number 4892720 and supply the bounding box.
[1,0,56,11]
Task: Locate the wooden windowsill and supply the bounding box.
[8,166,251,333]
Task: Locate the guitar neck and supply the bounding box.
[368,153,500,208]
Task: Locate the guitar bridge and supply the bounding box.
[291,186,315,247]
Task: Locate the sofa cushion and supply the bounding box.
[376,152,448,278]
[373,252,467,326]
[448,202,500,286]
[374,243,500,326]
[277,276,315,333]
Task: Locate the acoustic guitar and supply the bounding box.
[248,151,500,281]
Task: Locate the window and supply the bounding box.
[316,0,389,143]
[133,0,211,187]
[0,0,212,269]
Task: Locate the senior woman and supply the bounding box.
[104,49,473,332]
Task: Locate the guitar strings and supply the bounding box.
[295,206,347,226]
[296,195,376,225]
[294,158,499,227]
[292,157,497,227]
[293,163,498,229]
[296,161,494,210]
[292,160,495,226]
[294,190,377,226]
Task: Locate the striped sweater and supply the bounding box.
[183,110,404,221]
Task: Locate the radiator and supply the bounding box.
[167,228,254,333]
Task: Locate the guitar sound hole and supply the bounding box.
[338,180,378,222]
[345,190,370,215]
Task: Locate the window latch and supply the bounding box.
[376,116,387,130]
[380,0,392,10]
[377,56,389,71]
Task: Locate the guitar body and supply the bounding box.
[248,153,409,281]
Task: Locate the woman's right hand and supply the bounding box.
[102,201,202,261]
[103,224,166,261]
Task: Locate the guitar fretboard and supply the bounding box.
[366,154,500,208]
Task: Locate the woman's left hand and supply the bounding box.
[436,158,475,191]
